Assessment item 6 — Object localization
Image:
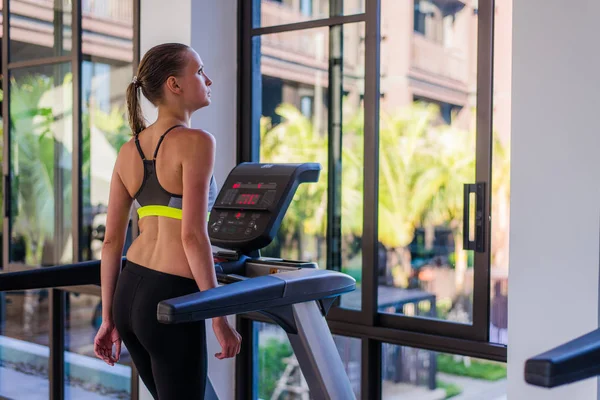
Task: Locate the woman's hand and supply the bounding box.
[94,320,121,366]
[212,317,242,359]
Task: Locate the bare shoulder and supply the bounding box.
[114,137,137,170]
[173,127,216,157]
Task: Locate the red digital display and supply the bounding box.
[235,193,260,205]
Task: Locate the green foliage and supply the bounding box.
[259,101,492,258]
[9,71,130,264]
[436,380,462,398]
[9,73,71,263]
[437,354,507,381]
[258,338,293,400]
[92,105,132,151]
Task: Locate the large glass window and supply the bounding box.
[243,0,506,395]
[1,0,139,397]
[9,63,73,266]
[9,0,73,62]
[258,22,365,309]
[81,60,133,262]
[259,26,331,267]
[377,0,477,324]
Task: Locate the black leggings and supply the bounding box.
[112,260,207,399]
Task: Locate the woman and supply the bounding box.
[93,42,241,399]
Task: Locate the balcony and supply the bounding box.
[0,0,133,62]
[260,0,363,89]
[411,33,469,85]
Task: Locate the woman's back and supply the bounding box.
[117,123,217,279]
[94,44,240,397]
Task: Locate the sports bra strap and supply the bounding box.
[153,124,184,159]
[134,135,146,160]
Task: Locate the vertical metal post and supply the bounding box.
[362,339,382,400]
[2,0,10,269]
[472,0,495,342]
[49,289,65,400]
[238,0,261,163]
[362,0,380,326]
[362,0,382,397]
[130,1,142,398]
[326,2,343,272]
[235,316,257,400]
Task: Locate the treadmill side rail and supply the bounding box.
[157,269,356,324]
[525,328,600,388]
[157,275,286,323]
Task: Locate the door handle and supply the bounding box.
[463,182,485,252]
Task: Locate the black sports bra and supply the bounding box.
[133,125,218,220]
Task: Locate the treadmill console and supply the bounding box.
[208,163,320,252]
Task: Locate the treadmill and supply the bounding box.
[0,162,357,400]
[524,327,600,389]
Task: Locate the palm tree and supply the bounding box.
[260,104,328,263]
[260,103,364,267]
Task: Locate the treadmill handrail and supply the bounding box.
[0,258,117,291]
[157,269,356,324]
[524,327,600,388]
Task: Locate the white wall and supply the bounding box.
[508,1,600,399]
[191,0,238,189]
[140,1,238,399]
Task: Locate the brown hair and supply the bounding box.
[126,43,192,135]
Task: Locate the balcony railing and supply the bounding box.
[411,33,468,84]
[260,0,314,28]
[82,0,132,25]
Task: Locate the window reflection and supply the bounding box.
[9,63,73,266]
[9,0,72,62]
[81,60,133,263]
[0,290,50,398]
[65,292,133,399]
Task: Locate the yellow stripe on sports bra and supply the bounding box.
[137,205,182,220]
[137,206,210,221]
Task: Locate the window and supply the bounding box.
[300,0,313,16]
[300,95,314,119]
[241,0,507,397]
[0,0,139,397]
[414,0,444,42]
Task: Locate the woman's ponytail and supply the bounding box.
[126,79,145,135]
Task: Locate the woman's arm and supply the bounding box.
[180,129,219,292]
[181,129,241,356]
[101,157,133,323]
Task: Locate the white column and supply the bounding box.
[139,1,238,399]
[191,0,238,188]
[508,1,600,399]
[190,3,238,399]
